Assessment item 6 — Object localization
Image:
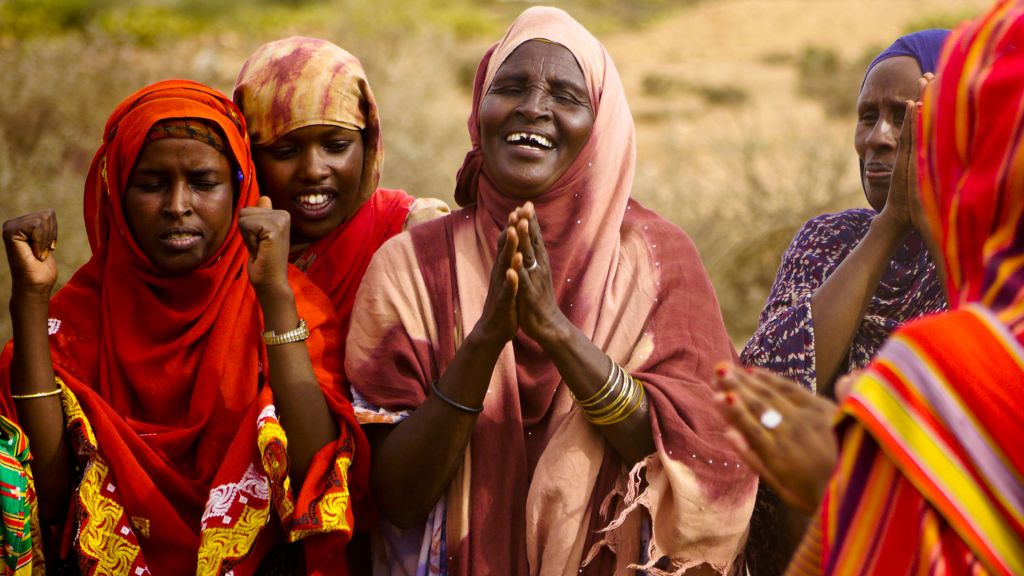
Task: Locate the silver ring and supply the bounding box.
[525,259,539,272]
[759,408,783,430]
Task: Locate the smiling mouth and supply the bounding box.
[506,131,554,151]
[159,229,201,250]
[293,191,337,219]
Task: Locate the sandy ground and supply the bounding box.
[606,0,990,167]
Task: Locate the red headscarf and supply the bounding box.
[0,80,364,574]
[918,0,1024,336]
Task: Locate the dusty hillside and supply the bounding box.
[0,0,995,343]
[600,0,989,342]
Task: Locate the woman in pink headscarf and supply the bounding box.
[346,7,756,575]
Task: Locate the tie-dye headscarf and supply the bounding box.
[234,36,383,208]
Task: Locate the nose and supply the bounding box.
[515,87,553,121]
[164,180,192,218]
[298,146,330,183]
[865,114,898,151]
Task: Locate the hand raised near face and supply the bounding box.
[507,202,566,348]
[712,364,839,514]
[238,196,292,294]
[3,209,59,296]
[475,225,520,346]
[883,73,934,235]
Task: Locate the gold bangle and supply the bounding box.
[590,380,646,426]
[262,318,309,346]
[576,363,623,410]
[11,388,62,400]
[575,360,618,407]
[583,365,632,418]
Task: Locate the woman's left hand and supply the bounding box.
[238,196,292,295]
[508,203,568,346]
[712,365,839,514]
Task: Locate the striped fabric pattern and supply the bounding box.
[794,307,1024,575]
[789,2,1024,573]
[0,416,36,574]
[918,0,1024,336]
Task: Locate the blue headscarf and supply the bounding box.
[858,29,951,200]
[864,29,951,82]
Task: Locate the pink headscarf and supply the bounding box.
[348,7,755,574]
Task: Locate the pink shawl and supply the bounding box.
[347,7,756,575]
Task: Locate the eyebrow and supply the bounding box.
[859,97,913,110]
[550,77,587,93]
[132,167,222,177]
[491,70,587,94]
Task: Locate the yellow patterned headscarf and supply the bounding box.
[233,36,382,205]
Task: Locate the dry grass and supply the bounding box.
[0,0,992,346]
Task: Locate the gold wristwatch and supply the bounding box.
[262,318,309,346]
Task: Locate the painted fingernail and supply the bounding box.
[715,363,729,378]
[725,392,735,405]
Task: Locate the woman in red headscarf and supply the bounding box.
[0,79,367,574]
[346,7,755,575]
[713,2,1024,573]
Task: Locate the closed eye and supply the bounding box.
[267,146,298,160]
[324,140,352,153]
[489,84,524,95]
[191,179,220,191]
[131,179,164,192]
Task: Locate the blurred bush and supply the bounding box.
[795,44,880,118]
[631,115,860,343]
[0,0,941,348]
[903,9,980,33]
[642,73,749,108]
[0,0,483,340]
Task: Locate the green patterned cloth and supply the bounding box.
[0,415,35,573]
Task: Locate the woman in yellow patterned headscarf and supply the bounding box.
[234,36,447,341]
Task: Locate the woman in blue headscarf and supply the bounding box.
[740,30,950,573]
[742,29,949,398]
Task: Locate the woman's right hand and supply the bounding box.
[3,209,59,296]
[473,227,520,346]
[712,364,838,514]
[880,73,934,234]
[877,99,919,234]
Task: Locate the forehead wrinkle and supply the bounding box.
[493,44,587,94]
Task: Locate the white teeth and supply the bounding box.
[167,232,195,240]
[298,193,331,207]
[506,132,553,149]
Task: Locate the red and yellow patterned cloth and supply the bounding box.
[0,80,366,575]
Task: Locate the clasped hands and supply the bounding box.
[477,202,567,348]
